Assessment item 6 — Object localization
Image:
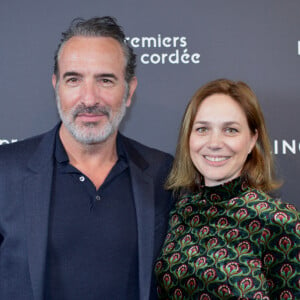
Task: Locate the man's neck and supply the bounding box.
[59,125,118,189]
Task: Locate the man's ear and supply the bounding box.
[52,74,57,90]
[125,76,138,107]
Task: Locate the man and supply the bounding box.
[0,17,173,300]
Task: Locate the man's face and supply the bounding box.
[52,36,137,144]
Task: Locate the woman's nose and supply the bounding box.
[207,131,223,150]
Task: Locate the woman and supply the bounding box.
[155,79,300,299]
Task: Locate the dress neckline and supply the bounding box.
[199,176,249,203]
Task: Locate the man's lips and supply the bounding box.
[76,113,106,122]
[78,112,105,117]
[73,104,110,118]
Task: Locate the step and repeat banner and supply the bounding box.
[1,0,299,206]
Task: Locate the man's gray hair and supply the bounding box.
[53,16,136,83]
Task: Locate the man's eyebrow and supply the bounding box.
[62,71,82,79]
[61,72,118,80]
[95,73,118,80]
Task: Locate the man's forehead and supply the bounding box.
[57,36,126,76]
[59,36,124,58]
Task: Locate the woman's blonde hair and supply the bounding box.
[166,79,281,194]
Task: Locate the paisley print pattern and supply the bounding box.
[155,177,300,299]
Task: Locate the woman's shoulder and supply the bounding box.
[248,187,298,210]
[246,188,300,229]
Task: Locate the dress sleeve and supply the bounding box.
[260,200,300,299]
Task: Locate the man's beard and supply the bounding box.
[56,92,127,145]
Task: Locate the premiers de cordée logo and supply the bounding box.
[126,34,200,65]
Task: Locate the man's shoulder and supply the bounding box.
[0,133,42,157]
[0,126,57,164]
[121,134,173,162]
[120,134,174,181]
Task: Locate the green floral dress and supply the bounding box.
[155,177,300,299]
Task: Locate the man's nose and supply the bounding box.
[82,81,99,106]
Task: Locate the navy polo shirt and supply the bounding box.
[45,132,139,300]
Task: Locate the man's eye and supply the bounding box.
[66,78,79,84]
[101,78,114,86]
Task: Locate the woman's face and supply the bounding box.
[189,93,257,186]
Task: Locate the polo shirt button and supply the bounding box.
[95,195,101,201]
[79,176,85,182]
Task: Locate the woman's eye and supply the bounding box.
[197,127,208,133]
[225,128,238,134]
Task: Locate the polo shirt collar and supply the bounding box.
[54,130,127,165]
